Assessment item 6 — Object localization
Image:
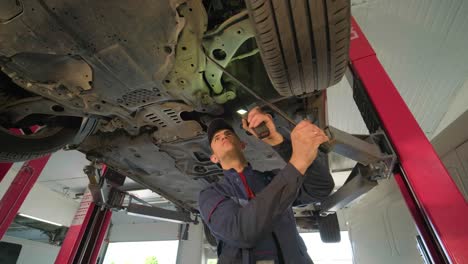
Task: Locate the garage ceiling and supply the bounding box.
[35,150,142,200]
[36,150,89,198]
[329,0,468,137]
[31,0,468,200]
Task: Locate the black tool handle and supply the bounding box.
[252,122,270,139]
[241,113,270,139]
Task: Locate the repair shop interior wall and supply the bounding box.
[0,162,79,227]
[341,178,422,264]
[432,109,468,200]
[108,211,180,242]
[1,235,59,264]
[108,211,203,264]
[176,222,203,264]
[433,79,468,138]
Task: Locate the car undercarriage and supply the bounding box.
[0,0,349,214]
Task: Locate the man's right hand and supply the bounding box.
[289,120,329,175]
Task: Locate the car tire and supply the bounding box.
[318,212,341,243]
[245,0,351,96]
[0,117,88,162]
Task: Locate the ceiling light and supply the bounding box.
[236,109,247,115]
[19,213,63,227]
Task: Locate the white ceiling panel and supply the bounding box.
[342,0,468,137]
[37,150,89,182]
[327,77,369,134]
[35,150,89,197]
[39,177,89,195]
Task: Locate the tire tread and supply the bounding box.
[246,0,351,96]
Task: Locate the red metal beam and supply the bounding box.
[55,166,112,264]
[0,163,13,183]
[0,155,51,239]
[349,17,468,263]
[87,209,113,263]
[55,189,96,264]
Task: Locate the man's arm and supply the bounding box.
[200,120,327,248]
[242,106,334,203]
[273,136,335,204]
[199,163,303,248]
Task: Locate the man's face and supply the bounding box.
[210,129,245,163]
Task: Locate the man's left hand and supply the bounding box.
[241,107,284,146]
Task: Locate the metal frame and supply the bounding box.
[55,189,96,264]
[348,17,468,263]
[126,203,194,224]
[87,165,196,225]
[320,164,377,213]
[55,166,113,264]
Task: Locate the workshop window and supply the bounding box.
[103,240,179,264]
[203,232,353,264]
[300,231,353,263]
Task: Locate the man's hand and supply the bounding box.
[289,120,329,175]
[241,107,284,146]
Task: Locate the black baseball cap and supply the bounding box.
[207,118,235,145]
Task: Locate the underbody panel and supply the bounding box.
[0,0,313,211]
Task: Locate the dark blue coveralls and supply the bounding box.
[198,135,335,264]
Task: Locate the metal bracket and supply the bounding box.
[202,10,255,95]
[319,164,379,214]
[0,97,86,124]
[316,128,397,215]
[315,128,397,215]
[324,125,397,180]
[126,203,195,224]
[85,163,126,209]
[84,162,196,224]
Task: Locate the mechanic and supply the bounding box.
[198,107,335,264]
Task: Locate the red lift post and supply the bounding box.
[55,166,113,264]
[0,163,13,183]
[349,17,468,263]
[0,158,112,264]
[0,156,51,239]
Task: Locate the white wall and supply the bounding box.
[108,211,181,242]
[108,211,204,264]
[342,178,423,264]
[432,109,468,201]
[0,162,79,227]
[1,235,60,264]
[433,79,468,138]
[176,222,203,264]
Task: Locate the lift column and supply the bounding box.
[55,166,113,264]
[0,156,51,239]
[349,17,468,263]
